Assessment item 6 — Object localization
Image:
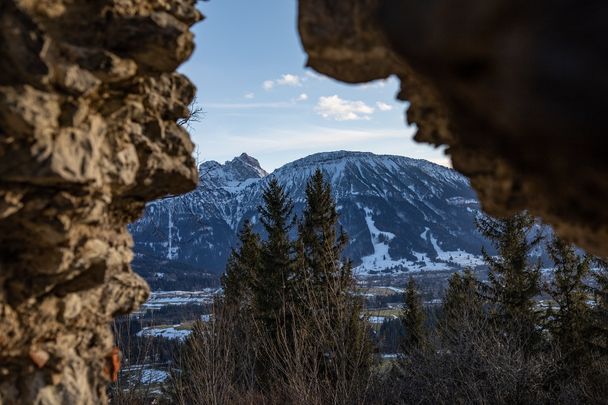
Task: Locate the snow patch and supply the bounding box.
[139,369,169,384]
[142,289,222,309]
[367,316,394,324]
[166,209,177,260]
[428,230,485,267]
[137,326,191,340]
[357,206,397,271]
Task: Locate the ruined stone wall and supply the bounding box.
[299,0,608,258]
[0,1,200,402]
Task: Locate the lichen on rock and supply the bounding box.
[0,0,200,403]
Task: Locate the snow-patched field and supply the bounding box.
[142,289,222,309]
[121,364,170,385]
[140,369,169,384]
[137,326,192,340]
[124,367,169,384]
[367,316,397,324]
[135,315,214,341]
[421,227,485,268]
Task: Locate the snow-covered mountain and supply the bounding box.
[129,151,489,277]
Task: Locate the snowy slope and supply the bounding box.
[129,151,489,276]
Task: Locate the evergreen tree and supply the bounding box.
[221,219,261,310]
[590,258,608,356]
[439,269,484,345]
[255,178,295,335]
[401,277,428,353]
[297,169,350,296]
[476,212,543,350]
[545,237,592,370]
[295,169,373,385]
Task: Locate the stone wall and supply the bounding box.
[298,0,608,258]
[0,0,200,403]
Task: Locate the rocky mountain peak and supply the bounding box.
[198,153,268,185]
[229,153,268,178]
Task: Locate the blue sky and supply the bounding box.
[179,0,448,172]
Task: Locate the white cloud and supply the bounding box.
[262,80,274,91]
[277,74,302,87]
[263,74,304,91]
[244,92,255,99]
[376,101,393,111]
[296,93,308,102]
[315,95,374,121]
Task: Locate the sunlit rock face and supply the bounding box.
[0,0,199,402]
[298,0,608,258]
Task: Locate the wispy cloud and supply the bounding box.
[244,92,255,99]
[295,93,308,102]
[206,101,295,109]
[376,101,393,111]
[191,123,441,172]
[217,126,413,154]
[315,95,375,121]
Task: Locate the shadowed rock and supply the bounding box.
[298,0,608,258]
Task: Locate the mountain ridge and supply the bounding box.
[129,150,489,277]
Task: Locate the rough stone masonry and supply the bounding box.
[0,0,200,403]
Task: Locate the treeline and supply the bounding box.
[384,213,608,403]
[132,255,221,291]
[165,176,608,404]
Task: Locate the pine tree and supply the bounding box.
[295,169,373,385]
[401,277,428,353]
[221,219,261,310]
[476,212,543,350]
[297,169,349,296]
[439,269,484,345]
[545,237,592,370]
[255,177,295,335]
